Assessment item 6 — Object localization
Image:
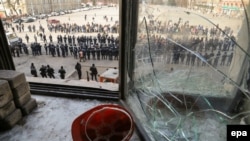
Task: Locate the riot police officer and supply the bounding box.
[58,66,66,79]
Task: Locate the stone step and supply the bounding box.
[0,109,22,131]
[14,92,31,108]
[0,80,13,108]
[0,101,16,119]
[0,70,26,88]
[12,82,30,98]
[20,98,37,116]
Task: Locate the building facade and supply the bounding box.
[25,0,82,15]
[220,0,249,10]
[0,0,27,17]
[1,0,84,17]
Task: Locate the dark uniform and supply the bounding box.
[202,53,208,66]
[49,34,53,42]
[227,53,233,66]
[65,44,69,56]
[208,52,214,65]
[69,45,73,55]
[75,62,82,79]
[15,45,20,57]
[73,46,78,59]
[56,45,60,57]
[30,63,38,77]
[25,34,29,43]
[220,52,227,66]
[191,53,196,66]
[213,51,221,67]
[22,43,29,55]
[91,48,96,60]
[90,64,98,81]
[180,51,186,64]
[47,65,55,78]
[61,44,66,57]
[58,66,66,79]
[34,34,37,42]
[87,48,91,60]
[43,34,47,43]
[40,65,47,78]
[96,47,101,60]
[44,44,48,55]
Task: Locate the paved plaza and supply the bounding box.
[9,6,119,80]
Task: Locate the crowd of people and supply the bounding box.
[137,17,236,68]
[7,19,120,61]
[23,33,120,61]
[74,62,98,81]
[10,43,29,57]
[137,36,234,68]
[141,17,234,37]
[4,14,119,81]
[47,21,119,34]
[5,15,120,60]
[7,8,239,81]
[5,15,119,35]
[30,63,62,79]
[30,62,98,81]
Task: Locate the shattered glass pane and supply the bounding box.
[127,1,250,141]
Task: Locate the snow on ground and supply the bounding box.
[0,95,140,141]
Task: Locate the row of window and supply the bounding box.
[223,3,243,7]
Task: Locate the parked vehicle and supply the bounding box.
[36,14,47,19]
[12,18,24,24]
[59,11,65,15]
[24,17,36,23]
[81,7,90,11]
[5,31,22,45]
[47,19,60,24]
[64,10,72,14]
[51,12,60,16]
[93,6,102,9]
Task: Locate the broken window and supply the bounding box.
[126,1,250,140]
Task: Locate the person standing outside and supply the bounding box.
[47,65,55,78]
[220,52,227,66]
[227,52,233,66]
[58,66,66,79]
[34,34,37,42]
[25,34,29,43]
[39,65,47,78]
[75,62,82,80]
[90,64,98,81]
[49,34,53,43]
[43,34,47,43]
[30,63,38,77]
[79,50,84,62]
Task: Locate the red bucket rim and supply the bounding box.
[71,104,134,141]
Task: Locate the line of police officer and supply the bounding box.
[138,34,234,68]
[10,43,29,57]
[42,42,119,61]
[27,33,120,61]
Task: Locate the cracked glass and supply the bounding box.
[126,0,250,140]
